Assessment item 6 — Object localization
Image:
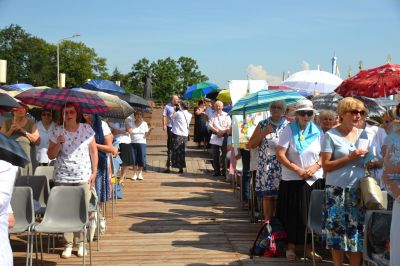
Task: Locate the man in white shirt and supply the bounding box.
[208,101,231,177]
[162,95,179,173]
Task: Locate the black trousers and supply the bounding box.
[166,126,172,167]
[211,135,227,175]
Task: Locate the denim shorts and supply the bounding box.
[131,143,146,167]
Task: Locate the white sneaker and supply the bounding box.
[130,172,138,180]
[137,172,143,180]
[61,246,73,258]
[77,244,87,257]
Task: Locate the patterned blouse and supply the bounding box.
[49,123,95,183]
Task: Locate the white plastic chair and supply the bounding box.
[9,187,35,266]
[32,186,92,265]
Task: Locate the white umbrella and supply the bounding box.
[282,70,343,94]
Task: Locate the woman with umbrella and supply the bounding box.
[275,99,324,261]
[1,102,40,175]
[47,102,98,258]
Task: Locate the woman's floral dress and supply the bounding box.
[255,118,288,197]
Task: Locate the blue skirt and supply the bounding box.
[323,185,365,252]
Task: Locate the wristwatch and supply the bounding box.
[316,161,322,168]
[24,131,28,136]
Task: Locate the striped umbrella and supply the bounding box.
[15,88,109,114]
[229,90,305,115]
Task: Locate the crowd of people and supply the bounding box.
[0,102,151,260]
[164,94,400,266]
[1,92,399,265]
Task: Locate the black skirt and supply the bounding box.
[276,178,325,245]
[171,133,187,169]
[119,143,134,166]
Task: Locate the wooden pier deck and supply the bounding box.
[11,107,331,265]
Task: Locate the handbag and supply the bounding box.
[360,171,384,210]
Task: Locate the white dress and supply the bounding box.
[0,160,18,266]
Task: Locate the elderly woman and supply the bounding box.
[321,97,368,266]
[169,101,192,173]
[35,109,56,166]
[275,99,324,261]
[1,102,40,175]
[382,124,400,266]
[48,102,98,258]
[82,113,116,203]
[318,109,338,133]
[248,100,289,222]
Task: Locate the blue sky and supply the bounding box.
[1,0,399,87]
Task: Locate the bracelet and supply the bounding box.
[316,161,322,168]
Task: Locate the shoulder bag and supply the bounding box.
[360,170,384,210]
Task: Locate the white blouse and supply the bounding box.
[277,125,323,184]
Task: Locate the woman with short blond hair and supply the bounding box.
[321,97,368,266]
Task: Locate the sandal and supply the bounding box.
[305,251,323,262]
[286,250,297,261]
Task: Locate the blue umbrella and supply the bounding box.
[229,90,305,116]
[82,79,125,93]
[1,83,33,91]
[183,82,219,99]
[0,132,30,167]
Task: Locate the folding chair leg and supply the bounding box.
[39,233,43,266]
[97,208,100,251]
[311,230,315,266]
[89,227,93,266]
[303,227,308,265]
[25,230,30,266]
[83,228,87,266]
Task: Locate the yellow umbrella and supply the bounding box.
[216,89,231,103]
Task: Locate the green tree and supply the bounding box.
[128,56,208,100]
[129,58,152,95]
[0,24,54,85]
[151,57,180,101]
[177,56,208,94]
[59,40,108,87]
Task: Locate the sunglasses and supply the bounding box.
[297,110,314,117]
[41,113,51,117]
[270,106,283,110]
[348,109,366,116]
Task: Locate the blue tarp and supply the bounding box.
[82,79,125,93]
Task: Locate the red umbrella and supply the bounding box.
[15,88,109,114]
[335,63,400,98]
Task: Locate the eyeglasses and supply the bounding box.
[348,109,366,116]
[270,106,283,110]
[297,110,314,117]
